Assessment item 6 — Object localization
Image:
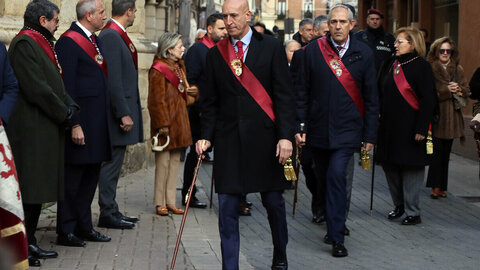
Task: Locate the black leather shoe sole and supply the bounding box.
[56,234,86,247]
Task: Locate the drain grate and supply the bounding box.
[459,196,480,203]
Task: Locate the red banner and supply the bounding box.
[318,36,364,118]
[102,21,138,69]
[216,38,275,122]
[61,30,108,76]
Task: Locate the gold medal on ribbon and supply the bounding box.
[335,69,342,77]
[178,84,185,92]
[95,54,104,65]
[329,59,341,70]
[231,59,243,76]
[394,65,400,75]
[129,43,135,53]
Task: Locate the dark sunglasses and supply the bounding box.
[440,49,452,55]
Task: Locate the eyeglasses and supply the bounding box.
[394,39,409,44]
[439,49,452,55]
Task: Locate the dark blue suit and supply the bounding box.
[297,35,379,243]
[55,22,112,235]
[0,43,18,125]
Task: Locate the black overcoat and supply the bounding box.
[376,53,436,166]
[55,23,112,165]
[202,29,296,194]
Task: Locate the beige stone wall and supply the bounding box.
[0,0,159,174]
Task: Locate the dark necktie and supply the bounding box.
[90,34,97,46]
[336,46,343,52]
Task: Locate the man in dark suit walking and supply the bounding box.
[55,0,112,247]
[183,13,227,209]
[96,0,143,230]
[296,4,379,257]
[196,0,295,269]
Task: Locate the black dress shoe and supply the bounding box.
[388,205,405,220]
[238,204,251,216]
[77,229,111,242]
[29,244,58,259]
[28,255,41,267]
[401,215,421,225]
[245,200,253,207]
[323,234,332,245]
[271,248,288,270]
[57,233,86,247]
[344,225,350,236]
[312,215,325,224]
[114,212,139,223]
[332,242,348,257]
[98,216,135,229]
[189,198,207,208]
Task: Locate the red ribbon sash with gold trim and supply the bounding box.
[17,30,59,73]
[61,30,108,76]
[318,36,364,118]
[216,38,276,122]
[151,62,186,101]
[392,60,420,111]
[200,36,216,49]
[102,22,138,69]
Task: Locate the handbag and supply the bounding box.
[151,133,170,152]
[452,93,468,110]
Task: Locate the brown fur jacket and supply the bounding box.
[430,60,470,139]
[148,56,198,150]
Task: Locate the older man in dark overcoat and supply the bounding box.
[55,0,112,247]
[196,0,295,269]
[7,0,79,266]
[296,4,379,257]
[96,0,143,230]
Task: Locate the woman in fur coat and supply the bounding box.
[426,37,470,198]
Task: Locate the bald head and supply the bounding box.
[222,0,251,39]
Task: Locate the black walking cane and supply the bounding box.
[369,146,377,216]
[292,123,304,216]
[209,167,214,208]
[170,141,206,270]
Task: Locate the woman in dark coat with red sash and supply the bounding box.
[376,27,436,225]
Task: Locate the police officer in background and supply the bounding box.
[354,8,395,71]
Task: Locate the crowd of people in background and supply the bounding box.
[1,0,480,269]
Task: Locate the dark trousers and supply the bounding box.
[23,203,42,245]
[426,138,453,191]
[312,147,355,243]
[98,146,126,219]
[218,192,287,270]
[57,163,101,235]
[302,146,324,217]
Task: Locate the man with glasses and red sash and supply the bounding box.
[296,4,379,258]
[55,0,112,247]
[195,0,295,269]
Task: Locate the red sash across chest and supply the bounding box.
[317,36,364,118]
[392,60,420,111]
[61,30,108,76]
[102,22,138,69]
[151,62,186,101]
[17,30,60,75]
[199,36,216,49]
[216,37,276,122]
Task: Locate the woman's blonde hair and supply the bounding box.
[426,36,459,65]
[157,32,182,58]
[394,27,426,57]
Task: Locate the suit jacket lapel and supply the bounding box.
[245,32,262,71]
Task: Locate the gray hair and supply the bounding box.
[327,4,354,22]
[157,32,182,58]
[24,0,59,24]
[284,39,300,51]
[299,18,313,30]
[76,0,97,20]
[313,14,328,30]
[196,28,206,36]
[112,0,136,17]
